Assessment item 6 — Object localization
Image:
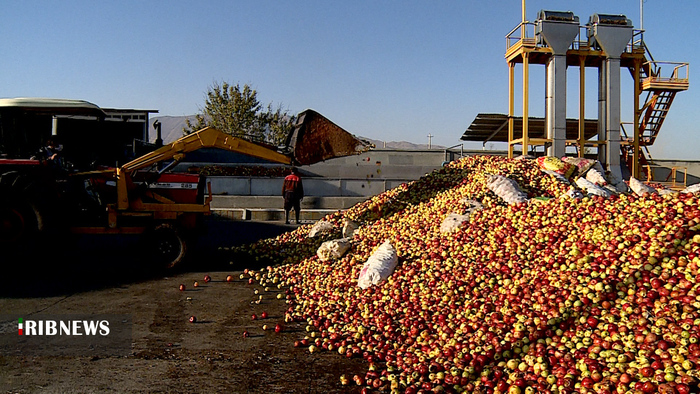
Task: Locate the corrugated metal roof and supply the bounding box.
[461,113,599,143]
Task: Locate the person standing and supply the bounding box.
[282,167,304,224]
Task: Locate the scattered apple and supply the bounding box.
[188,316,196,323]
[179,284,185,291]
[203,274,211,283]
[227,155,700,393]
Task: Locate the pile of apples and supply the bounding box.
[233,155,700,394]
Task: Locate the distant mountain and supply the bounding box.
[149,115,446,151]
[364,138,445,151]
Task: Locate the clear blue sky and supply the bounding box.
[2,1,698,159]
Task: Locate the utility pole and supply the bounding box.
[427,134,433,149]
[640,0,644,43]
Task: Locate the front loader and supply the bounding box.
[1,108,372,268]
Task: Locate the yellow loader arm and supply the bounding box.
[115,111,373,210]
[122,126,291,172]
[116,127,291,210]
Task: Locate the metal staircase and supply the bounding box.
[639,90,676,145]
[621,42,689,184]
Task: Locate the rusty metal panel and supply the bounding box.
[288,109,373,165]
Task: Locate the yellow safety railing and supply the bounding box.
[506,22,537,51]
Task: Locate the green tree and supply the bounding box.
[184,81,295,146]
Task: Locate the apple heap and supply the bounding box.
[233,155,700,393]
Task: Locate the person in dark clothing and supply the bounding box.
[282,167,304,224]
[42,138,64,168]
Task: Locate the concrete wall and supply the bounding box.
[208,177,416,197]
[651,159,700,185]
[193,150,700,216]
[196,149,464,214]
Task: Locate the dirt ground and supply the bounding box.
[0,218,367,393]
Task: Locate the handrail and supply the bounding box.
[443,144,465,162]
[506,22,535,51]
[630,29,646,52]
[509,23,644,55]
[644,61,690,82]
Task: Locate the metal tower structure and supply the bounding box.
[504,3,688,180]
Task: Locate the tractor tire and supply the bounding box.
[0,171,49,247]
[145,223,188,269]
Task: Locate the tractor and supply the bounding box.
[0,98,371,268]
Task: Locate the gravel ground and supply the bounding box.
[0,218,366,393]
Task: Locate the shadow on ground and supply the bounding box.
[0,218,298,298]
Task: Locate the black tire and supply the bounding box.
[145,223,188,269]
[0,172,47,246]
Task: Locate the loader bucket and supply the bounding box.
[287,109,373,166]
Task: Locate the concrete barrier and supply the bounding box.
[208,177,416,197]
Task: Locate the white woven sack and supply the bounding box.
[542,170,570,184]
[602,184,619,195]
[486,175,528,205]
[560,186,584,200]
[342,220,359,238]
[575,177,611,198]
[440,212,470,233]
[585,167,607,186]
[461,199,484,211]
[308,220,334,238]
[629,177,658,196]
[317,238,352,262]
[357,240,398,289]
[681,184,700,194]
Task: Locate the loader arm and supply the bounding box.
[116,127,292,210]
[122,126,291,172]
